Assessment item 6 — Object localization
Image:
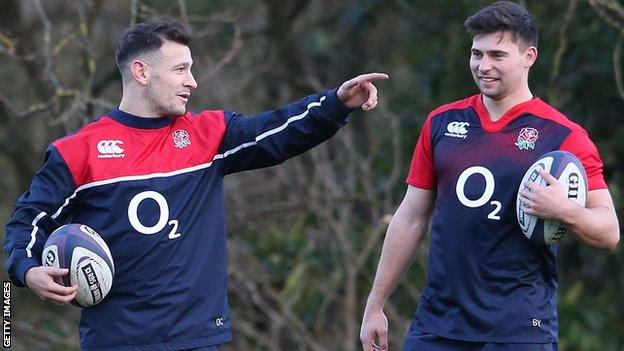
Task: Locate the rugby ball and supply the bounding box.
[516,151,588,245]
[42,224,114,307]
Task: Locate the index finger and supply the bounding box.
[377,329,388,350]
[361,340,373,351]
[50,290,77,305]
[48,282,78,296]
[538,170,558,184]
[360,332,374,351]
[356,72,389,84]
[523,181,543,192]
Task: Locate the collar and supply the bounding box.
[474,94,542,132]
[107,109,176,129]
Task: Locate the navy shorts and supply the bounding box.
[403,328,558,351]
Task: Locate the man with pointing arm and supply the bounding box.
[4,19,388,351]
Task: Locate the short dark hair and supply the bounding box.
[465,1,538,48]
[115,20,191,76]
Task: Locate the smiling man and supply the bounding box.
[4,20,388,351]
[360,2,619,351]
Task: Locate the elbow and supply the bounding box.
[599,226,620,251]
[576,227,620,251]
[602,241,619,252]
[603,232,620,251]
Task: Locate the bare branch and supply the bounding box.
[178,0,188,27]
[588,0,624,30]
[130,0,139,26]
[613,35,624,102]
[229,261,328,351]
[197,19,243,84]
[1,88,114,119]
[234,319,274,349]
[379,107,406,211]
[0,90,23,116]
[0,32,17,55]
[587,0,624,103]
[548,0,577,105]
[33,0,62,91]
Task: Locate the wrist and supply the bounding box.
[24,266,37,289]
[365,294,387,311]
[329,89,354,112]
[558,199,583,225]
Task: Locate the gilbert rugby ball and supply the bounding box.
[516,150,588,245]
[42,224,114,307]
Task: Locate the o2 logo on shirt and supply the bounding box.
[455,166,502,220]
[127,191,182,239]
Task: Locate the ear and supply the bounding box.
[130,60,149,85]
[524,46,538,69]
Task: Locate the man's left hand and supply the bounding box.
[519,170,575,220]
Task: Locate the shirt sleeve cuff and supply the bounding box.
[322,88,354,123]
[14,258,40,288]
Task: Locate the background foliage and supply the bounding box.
[1,0,623,350]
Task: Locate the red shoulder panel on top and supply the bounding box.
[53,110,227,187]
[406,95,479,189]
[52,117,110,187]
[560,130,607,190]
[524,100,607,190]
[521,99,577,129]
[520,100,606,190]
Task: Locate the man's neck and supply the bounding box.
[482,89,534,122]
[118,91,156,118]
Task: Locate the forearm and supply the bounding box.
[4,145,76,286]
[561,200,619,250]
[523,182,620,250]
[366,186,435,310]
[5,208,52,287]
[221,89,351,174]
[366,215,428,309]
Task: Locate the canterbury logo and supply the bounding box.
[97,140,125,159]
[444,121,469,139]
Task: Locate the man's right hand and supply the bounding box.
[25,266,78,305]
[360,306,389,351]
